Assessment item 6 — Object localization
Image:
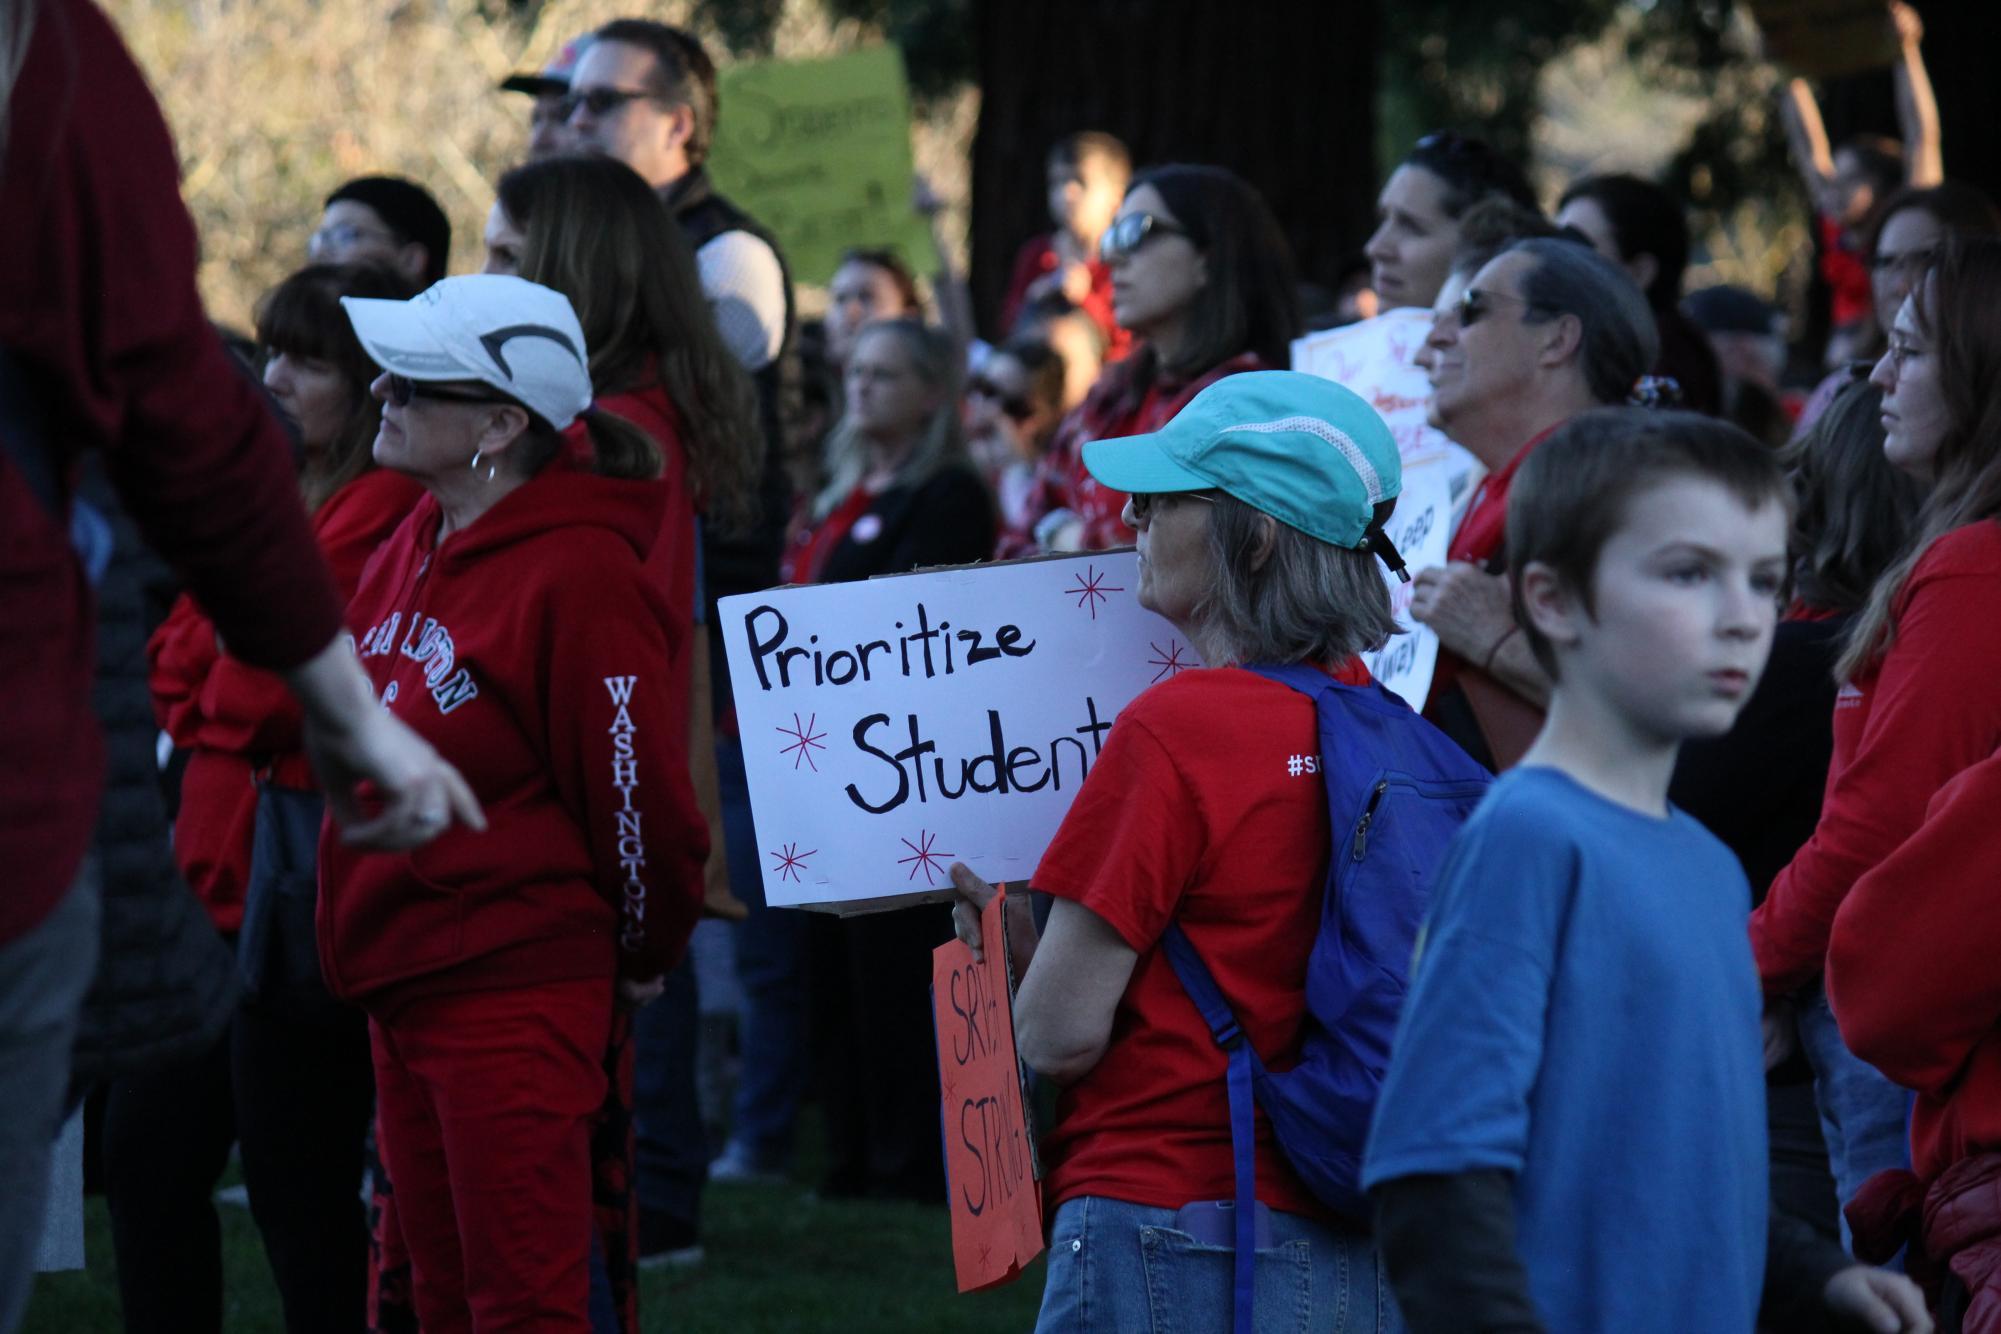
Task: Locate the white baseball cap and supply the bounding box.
[342,274,593,430]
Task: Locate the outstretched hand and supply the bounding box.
[290,638,484,850]
[1823,1265,1932,1333]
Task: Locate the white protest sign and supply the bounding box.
[1292,309,1481,499]
[1363,458,1453,709]
[720,552,1185,912]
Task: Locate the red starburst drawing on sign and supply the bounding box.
[897,830,955,885]
[1147,639,1191,682]
[776,712,827,771]
[770,843,815,882]
[1064,563,1123,619]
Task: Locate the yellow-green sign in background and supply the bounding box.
[708,46,929,288]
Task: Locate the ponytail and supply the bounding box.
[580,407,663,481]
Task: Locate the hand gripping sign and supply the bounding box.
[720,552,1184,913]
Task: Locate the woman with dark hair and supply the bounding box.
[1014,163,1301,555]
[825,246,925,369]
[1365,130,1539,312]
[484,151,762,1282]
[1557,172,1723,416]
[1752,239,2001,1280]
[135,262,422,1334]
[321,274,708,1331]
[1669,375,1922,1250]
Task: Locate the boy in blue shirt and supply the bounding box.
[1362,410,1929,1333]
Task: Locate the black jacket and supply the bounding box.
[816,466,997,586]
[70,461,236,1093]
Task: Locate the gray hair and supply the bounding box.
[1195,495,1400,666]
[812,318,966,520]
[1506,236,1659,405]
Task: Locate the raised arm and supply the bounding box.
[1780,78,1838,211]
[1890,1,1943,188]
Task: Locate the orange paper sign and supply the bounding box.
[932,892,1044,1291]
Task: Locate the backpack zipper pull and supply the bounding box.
[1352,780,1389,861]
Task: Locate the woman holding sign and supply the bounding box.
[955,371,1439,1332]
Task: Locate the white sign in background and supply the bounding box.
[721,552,1184,911]
[1294,309,1482,712]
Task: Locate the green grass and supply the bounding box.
[22,1172,1045,1332]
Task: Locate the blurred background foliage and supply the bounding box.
[113,0,1846,337]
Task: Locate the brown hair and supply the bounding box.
[593,18,718,166]
[496,155,762,526]
[1777,376,1923,614]
[1507,409,1789,678]
[253,262,416,511]
[1839,237,2001,680]
[1124,164,1301,385]
[513,408,663,482]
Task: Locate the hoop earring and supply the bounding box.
[469,449,497,483]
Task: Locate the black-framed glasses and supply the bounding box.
[557,86,665,121]
[1128,490,1218,523]
[385,374,510,408]
[1457,287,1557,328]
[967,375,1035,422]
[1099,212,1193,265]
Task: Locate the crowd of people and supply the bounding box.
[8,0,2001,1331]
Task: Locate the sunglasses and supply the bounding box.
[557,86,665,121]
[967,375,1035,422]
[1128,490,1218,523]
[1456,287,1557,328]
[1098,212,1193,265]
[385,374,510,408]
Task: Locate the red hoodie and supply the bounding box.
[318,462,708,1013]
[1830,747,2001,1184]
[1751,521,2001,993]
[149,468,423,930]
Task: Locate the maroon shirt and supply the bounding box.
[0,0,342,943]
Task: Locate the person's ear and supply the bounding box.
[660,101,695,156]
[393,243,431,289]
[1627,252,1660,298]
[1519,560,1585,657]
[1248,512,1279,572]
[475,403,533,466]
[1536,312,1585,373]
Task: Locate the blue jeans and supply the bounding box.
[721,739,807,1164]
[1035,1195,1400,1334]
[1799,981,1911,1253]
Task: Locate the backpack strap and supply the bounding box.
[1161,924,1257,1334]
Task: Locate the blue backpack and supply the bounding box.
[1161,662,1491,1334]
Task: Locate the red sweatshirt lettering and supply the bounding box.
[319,464,707,1012]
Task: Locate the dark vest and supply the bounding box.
[664,167,800,716]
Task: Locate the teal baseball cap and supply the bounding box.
[1081,370,1409,576]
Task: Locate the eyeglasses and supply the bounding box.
[384,374,511,408]
[1457,287,1557,328]
[967,375,1035,422]
[558,86,665,121]
[1098,212,1193,265]
[308,222,396,256]
[1128,490,1218,523]
[1869,246,1937,274]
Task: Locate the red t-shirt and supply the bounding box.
[1818,214,1873,331]
[1752,520,2001,994]
[1423,424,1561,716]
[1031,660,1372,1221]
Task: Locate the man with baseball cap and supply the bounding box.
[310,175,453,288]
[498,32,597,161]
